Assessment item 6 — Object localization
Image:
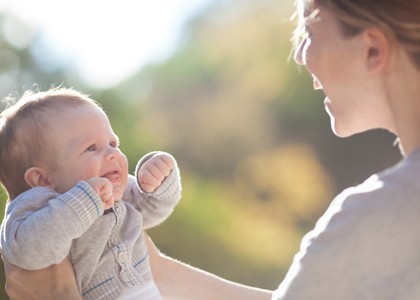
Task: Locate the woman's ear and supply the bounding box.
[363,28,391,72]
[24,167,53,188]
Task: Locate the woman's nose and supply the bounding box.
[294,38,306,65]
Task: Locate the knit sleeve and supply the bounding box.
[123,151,182,229]
[0,181,104,270]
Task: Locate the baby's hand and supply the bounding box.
[138,153,175,193]
[86,178,115,210]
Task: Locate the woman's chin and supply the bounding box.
[330,119,355,138]
[331,127,347,138]
[331,122,368,138]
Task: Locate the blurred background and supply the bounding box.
[0,0,401,298]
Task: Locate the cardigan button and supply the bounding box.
[118,251,127,261]
[121,270,132,283]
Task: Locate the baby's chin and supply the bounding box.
[113,187,125,202]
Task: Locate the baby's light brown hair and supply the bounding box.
[0,88,101,200]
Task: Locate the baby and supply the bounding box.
[0,88,181,299]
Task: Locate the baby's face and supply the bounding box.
[44,104,128,201]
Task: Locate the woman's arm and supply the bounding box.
[3,257,82,300]
[145,233,273,300]
[3,233,272,300]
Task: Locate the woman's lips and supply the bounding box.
[312,75,322,90]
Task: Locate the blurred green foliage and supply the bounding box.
[0,0,401,298]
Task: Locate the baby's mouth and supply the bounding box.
[102,170,121,182]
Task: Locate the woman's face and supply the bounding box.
[294,5,393,137]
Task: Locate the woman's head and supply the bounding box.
[292,0,420,139]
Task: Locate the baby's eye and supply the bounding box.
[86,144,97,152]
[109,141,118,148]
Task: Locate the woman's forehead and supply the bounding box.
[297,0,318,17]
[297,0,324,27]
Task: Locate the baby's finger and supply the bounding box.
[143,164,167,182]
[139,170,161,186]
[102,196,115,210]
[151,159,172,177]
[140,182,158,193]
[100,181,114,208]
[158,154,175,170]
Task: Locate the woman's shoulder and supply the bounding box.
[291,151,420,300]
[340,148,420,206]
[322,150,420,235]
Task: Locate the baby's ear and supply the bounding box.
[24,167,53,188]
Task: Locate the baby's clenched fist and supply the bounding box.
[87,177,115,210]
[138,153,174,193]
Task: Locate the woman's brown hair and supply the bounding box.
[293,0,420,68]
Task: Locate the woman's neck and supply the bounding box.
[386,52,420,157]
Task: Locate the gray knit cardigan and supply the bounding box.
[0,151,181,299]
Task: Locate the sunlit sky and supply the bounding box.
[0,0,215,88]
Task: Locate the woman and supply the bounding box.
[4,0,420,298]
